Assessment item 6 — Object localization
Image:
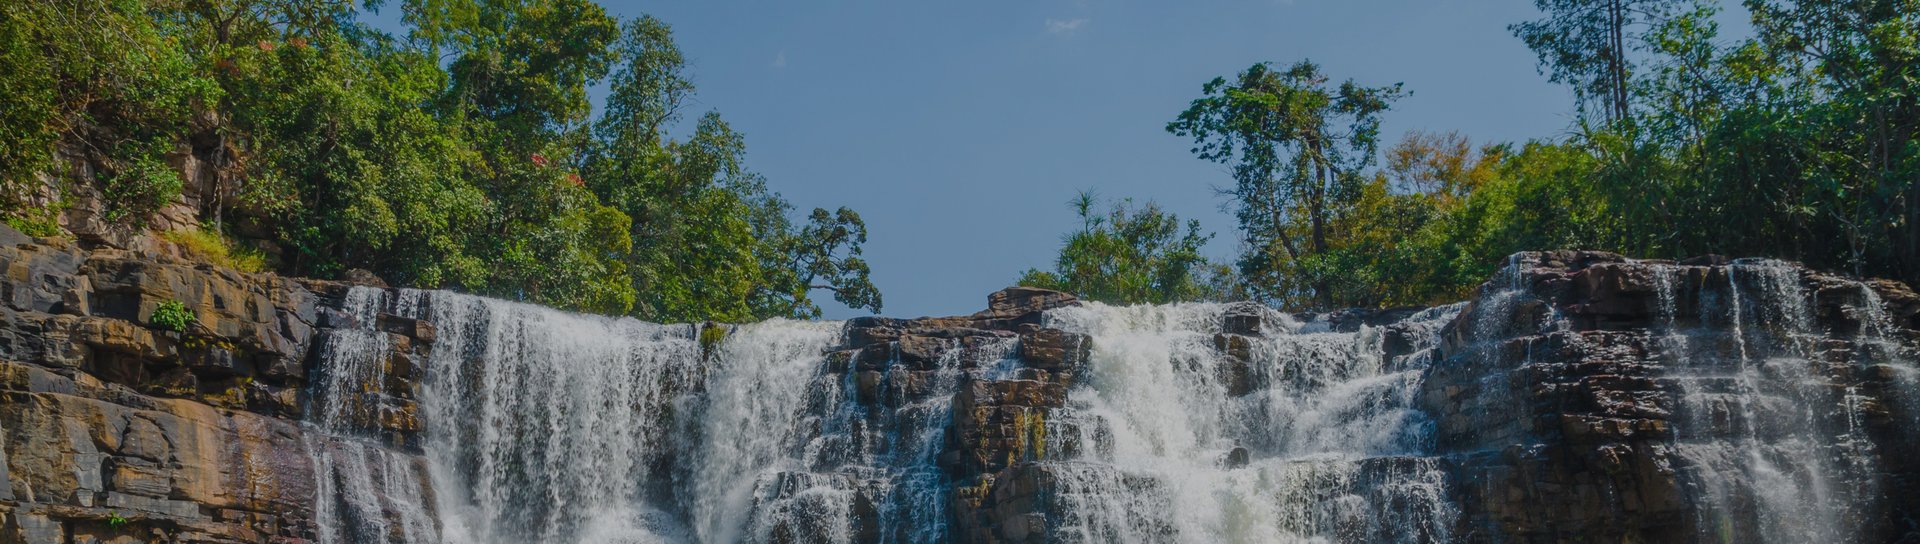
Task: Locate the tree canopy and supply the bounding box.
[1026,0,1916,311]
[1018,192,1235,305]
[0,0,881,321]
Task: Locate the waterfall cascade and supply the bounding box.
[303,252,1920,544]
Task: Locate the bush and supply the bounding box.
[149,300,194,333]
[160,226,268,273]
[102,153,183,224]
[698,323,728,359]
[3,202,63,237]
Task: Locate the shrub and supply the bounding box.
[698,323,728,359]
[3,209,61,238]
[149,300,194,333]
[102,152,183,225]
[161,226,268,273]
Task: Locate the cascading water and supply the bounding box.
[307,287,972,544]
[1650,260,1889,543]
[300,255,1920,544]
[1035,302,1459,543]
[305,288,440,544]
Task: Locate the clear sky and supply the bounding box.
[383,1,1591,319]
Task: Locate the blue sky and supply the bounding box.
[382,1,1592,318]
[642,1,1586,319]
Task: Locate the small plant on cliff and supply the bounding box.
[106,512,127,528]
[4,200,64,238]
[161,226,268,273]
[150,300,195,333]
[698,323,728,360]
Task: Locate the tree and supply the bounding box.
[1511,0,1694,125]
[1167,61,1403,308]
[1,2,882,321]
[1018,192,1228,305]
[587,17,880,321]
[753,206,883,319]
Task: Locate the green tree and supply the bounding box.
[1,1,881,321]
[1167,61,1404,309]
[0,0,218,222]
[1018,192,1227,305]
[1511,0,1696,124]
[587,16,880,321]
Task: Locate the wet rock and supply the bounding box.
[969,287,1078,329]
[1016,328,1089,374]
[0,236,430,543]
[1429,252,1920,544]
[1222,446,1249,469]
[1221,302,1266,335]
[342,268,387,288]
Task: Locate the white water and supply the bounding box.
[310,287,975,544]
[302,261,1920,543]
[1651,260,1888,543]
[305,288,440,544]
[1037,302,1458,543]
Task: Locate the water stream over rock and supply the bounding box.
[16,234,1920,543]
[153,252,1920,543]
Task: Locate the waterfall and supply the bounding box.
[305,288,441,544]
[308,287,973,544]
[1653,260,1886,543]
[297,258,1920,543]
[1035,302,1459,543]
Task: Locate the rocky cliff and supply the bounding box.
[1,224,1917,544]
[0,224,431,543]
[1425,251,1920,543]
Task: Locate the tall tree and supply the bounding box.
[1511,0,1692,125]
[588,16,880,321]
[1167,61,1402,308]
[1745,0,1919,276]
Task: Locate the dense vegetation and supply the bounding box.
[1017,191,1242,305]
[1025,0,1919,310]
[0,0,878,321]
[2,0,1910,317]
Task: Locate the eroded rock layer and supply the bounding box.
[3,221,1918,544]
[0,226,431,544]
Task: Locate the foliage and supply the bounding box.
[0,0,217,219]
[4,201,65,238]
[1159,0,1919,310]
[0,1,881,321]
[161,226,268,274]
[1511,0,1697,123]
[107,512,128,528]
[150,300,195,333]
[587,17,880,321]
[1168,61,1405,308]
[698,323,728,355]
[1019,192,1233,305]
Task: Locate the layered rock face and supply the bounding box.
[4,222,1919,544]
[0,225,432,544]
[1424,251,1920,543]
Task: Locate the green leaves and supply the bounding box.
[1,1,880,322]
[1019,193,1226,305]
[149,300,196,333]
[1168,61,1403,308]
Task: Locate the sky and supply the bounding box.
[382,1,1590,319]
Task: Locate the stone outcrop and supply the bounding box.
[824,289,1092,544]
[5,220,1919,544]
[0,224,433,543]
[1422,251,1920,543]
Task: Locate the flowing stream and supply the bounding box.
[300,270,1920,543]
